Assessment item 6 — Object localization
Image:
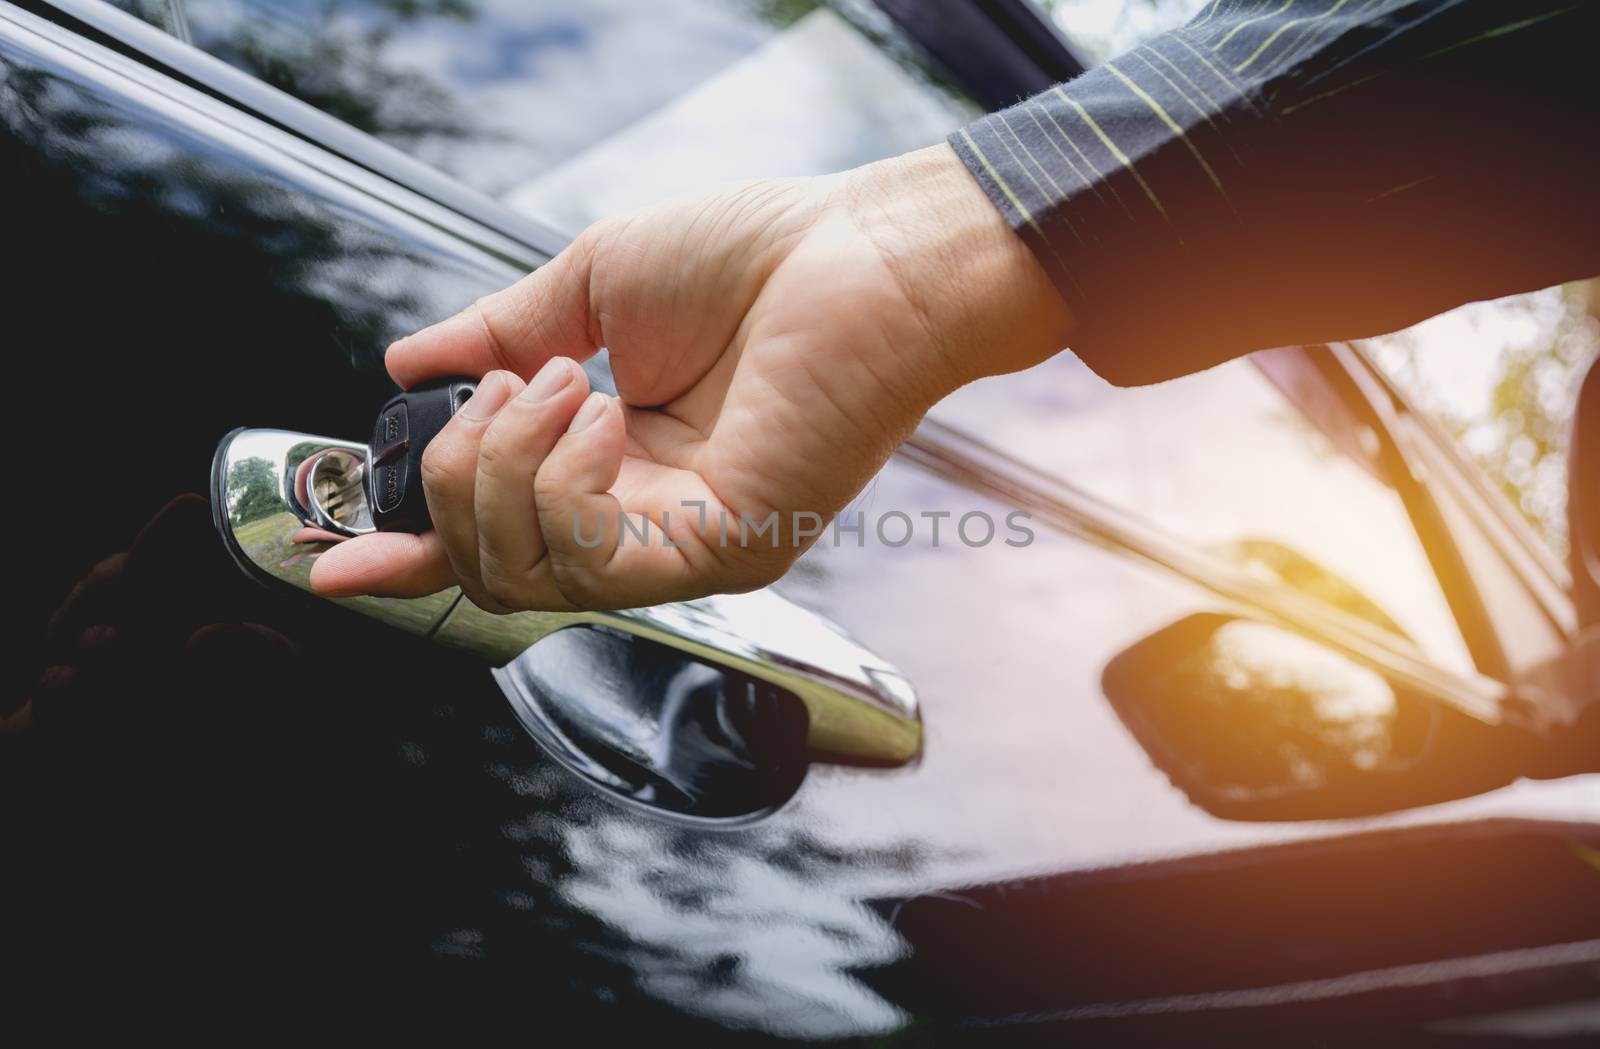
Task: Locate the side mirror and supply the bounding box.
[1102,614,1548,821]
[1207,538,1411,641]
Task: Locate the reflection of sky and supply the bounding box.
[504,9,970,231]
[163,0,974,225]
[389,0,778,190]
[177,0,798,194]
[1045,0,1212,60]
[1369,290,1572,432]
[558,817,908,1037]
[931,352,1481,678]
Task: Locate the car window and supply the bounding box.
[928,353,1480,679]
[1363,283,1600,564]
[107,0,976,232]
[1031,0,1209,62]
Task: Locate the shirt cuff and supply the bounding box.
[948,27,1264,385]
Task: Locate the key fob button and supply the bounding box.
[366,377,475,532]
[371,401,409,468]
[373,459,404,515]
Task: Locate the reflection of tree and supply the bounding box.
[1374,282,1600,559]
[202,0,480,146]
[1164,622,1403,795]
[118,0,484,149]
[0,55,422,357]
[1476,283,1600,557]
[116,0,974,201]
[226,455,282,525]
[739,0,815,28]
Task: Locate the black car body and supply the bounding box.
[5,0,1597,1040]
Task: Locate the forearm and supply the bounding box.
[951,0,1600,386]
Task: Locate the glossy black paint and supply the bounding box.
[33,0,572,257]
[5,2,1597,1040]
[869,821,1600,1040]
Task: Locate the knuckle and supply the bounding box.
[419,440,462,493]
[549,561,606,611]
[474,423,515,476]
[478,568,526,613]
[532,459,573,504]
[468,298,520,376]
[464,586,516,616]
[578,216,619,253]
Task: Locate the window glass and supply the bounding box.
[108,0,975,232]
[928,353,1479,678]
[1363,283,1600,562]
[1033,0,1210,61]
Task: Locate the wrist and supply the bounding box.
[842,143,1076,396]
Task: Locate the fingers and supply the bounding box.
[318,388,750,612]
[387,225,605,389]
[535,393,628,604]
[474,357,589,608]
[535,393,706,610]
[417,370,526,611]
[309,530,456,598]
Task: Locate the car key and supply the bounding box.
[367,376,477,532]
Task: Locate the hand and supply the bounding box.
[310,144,1074,612]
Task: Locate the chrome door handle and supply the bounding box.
[213,428,921,764]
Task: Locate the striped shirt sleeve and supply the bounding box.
[950,0,1600,385]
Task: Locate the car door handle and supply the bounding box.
[213,428,921,765]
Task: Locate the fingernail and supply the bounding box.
[523,357,574,402]
[568,392,609,433]
[457,372,516,421]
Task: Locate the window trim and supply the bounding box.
[1254,342,1580,723]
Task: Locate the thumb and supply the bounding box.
[386,225,604,389]
[309,530,456,598]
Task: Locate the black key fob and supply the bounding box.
[367,376,476,532]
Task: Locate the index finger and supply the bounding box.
[386,228,604,389]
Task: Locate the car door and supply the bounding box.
[7,0,1597,1039]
